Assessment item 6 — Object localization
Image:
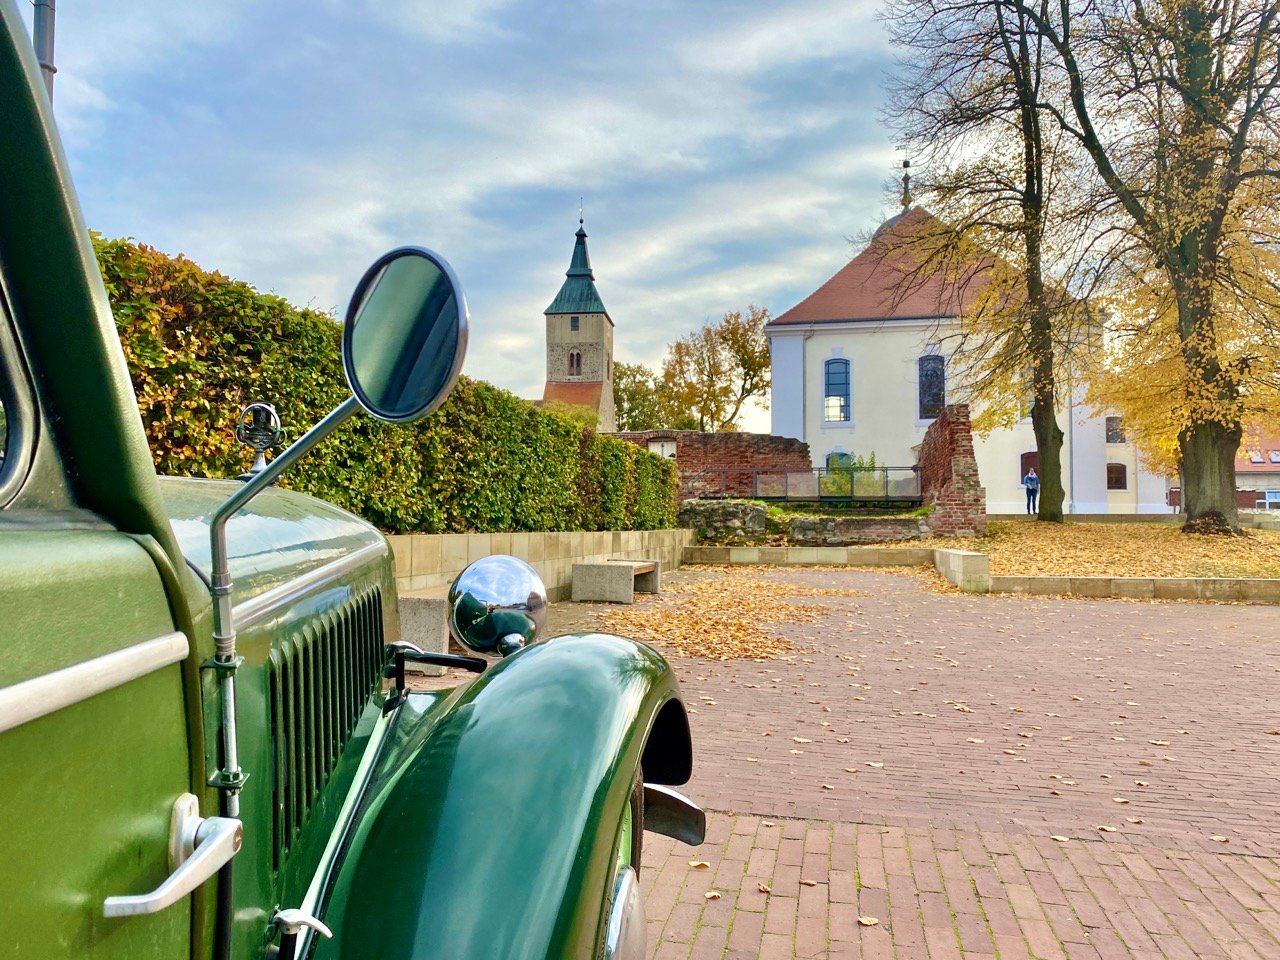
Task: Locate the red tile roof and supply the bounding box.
[1238,431,1280,473]
[770,207,987,326]
[542,381,603,409]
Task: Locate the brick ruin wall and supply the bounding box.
[917,404,988,536]
[614,430,813,500]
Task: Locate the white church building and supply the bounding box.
[767,207,1170,515]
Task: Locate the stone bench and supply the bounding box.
[571,559,661,604]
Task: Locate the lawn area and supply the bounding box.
[920,520,1280,578]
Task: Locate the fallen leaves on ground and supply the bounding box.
[857,916,880,927]
[596,565,866,660]
[917,521,1280,578]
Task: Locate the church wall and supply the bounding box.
[973,422,1042,513]
[1070,399,1110,513]
[769,335,806,441]
[771,321,1166,515]
[1135,461,1171,513]
[791,320,955,470]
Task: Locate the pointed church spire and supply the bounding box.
[567,219,594,279]
[546,218,608,317]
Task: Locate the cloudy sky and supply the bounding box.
[21,0,902,431]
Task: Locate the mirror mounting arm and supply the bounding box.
[206,395,362,816]
[381,641,487,713]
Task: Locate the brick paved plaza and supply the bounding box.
[548,566,1280,959]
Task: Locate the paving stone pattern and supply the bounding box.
[548,567,1280,959]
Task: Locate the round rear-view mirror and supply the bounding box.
[342,247,468,423]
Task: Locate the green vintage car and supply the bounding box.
[0,4,702,958]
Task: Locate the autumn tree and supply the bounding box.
[615,361,682,431]
[1086,217,1280,482]
[1005,0,1280,531]
[884,0,1095,522]
[660,305,772,431]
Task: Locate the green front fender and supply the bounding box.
[314,632,692,960]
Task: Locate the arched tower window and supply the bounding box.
[568,349,582,377]
[823,358,850,422]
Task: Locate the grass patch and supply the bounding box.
[757,504,931,519]
[764,502,931,521]
[919,521,1280,579]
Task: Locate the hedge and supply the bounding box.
[94,236,678,533]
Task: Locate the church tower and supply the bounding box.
[540,219,616,431]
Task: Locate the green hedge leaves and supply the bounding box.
[95,236,678,533]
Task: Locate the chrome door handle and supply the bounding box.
[104,794,243,918]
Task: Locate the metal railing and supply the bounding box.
[687,467,922,503]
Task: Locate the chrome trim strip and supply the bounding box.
[232,541,388,628]
[293,708,393,957]
[0,631,189,734]
[604,866,646,959]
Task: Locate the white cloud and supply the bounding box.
[51,0,901,419]
[685,0,890,77]
[367,0,518,41]
[29,0,252,145]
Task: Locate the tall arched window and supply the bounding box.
[568,349,582,377]
[824,358,850,422]
[918,355,945,420]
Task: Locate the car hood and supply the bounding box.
[158,476,388,606]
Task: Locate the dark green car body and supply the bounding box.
[0,5,694,958]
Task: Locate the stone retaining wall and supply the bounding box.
[390,528,695,603]
[989,575,1280,602]
[677,499,767,539]
[788,515,926,545]
[684,545,935,567]
[683,545,1280,603]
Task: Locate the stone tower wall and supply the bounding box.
[545,312,614,384]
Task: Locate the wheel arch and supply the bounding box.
[312,632,692,960]
[640,696,693,786]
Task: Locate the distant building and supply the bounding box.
[767,206,1169,514]
[1170,432,1280,511]
[540,220,616,431]
[1238,436,1280,506]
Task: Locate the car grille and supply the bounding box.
[267,586,384,866]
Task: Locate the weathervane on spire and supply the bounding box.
[901,159,912,210]
[579,197,584,226]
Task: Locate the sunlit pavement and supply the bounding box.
[549,566,1280,959]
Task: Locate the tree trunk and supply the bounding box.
[1006,5,1067,522]
[1030,396,1066,521]
[1179,419,1241,530]
[1172,277,1241,531]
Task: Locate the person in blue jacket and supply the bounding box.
[1023,467,1040,515]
